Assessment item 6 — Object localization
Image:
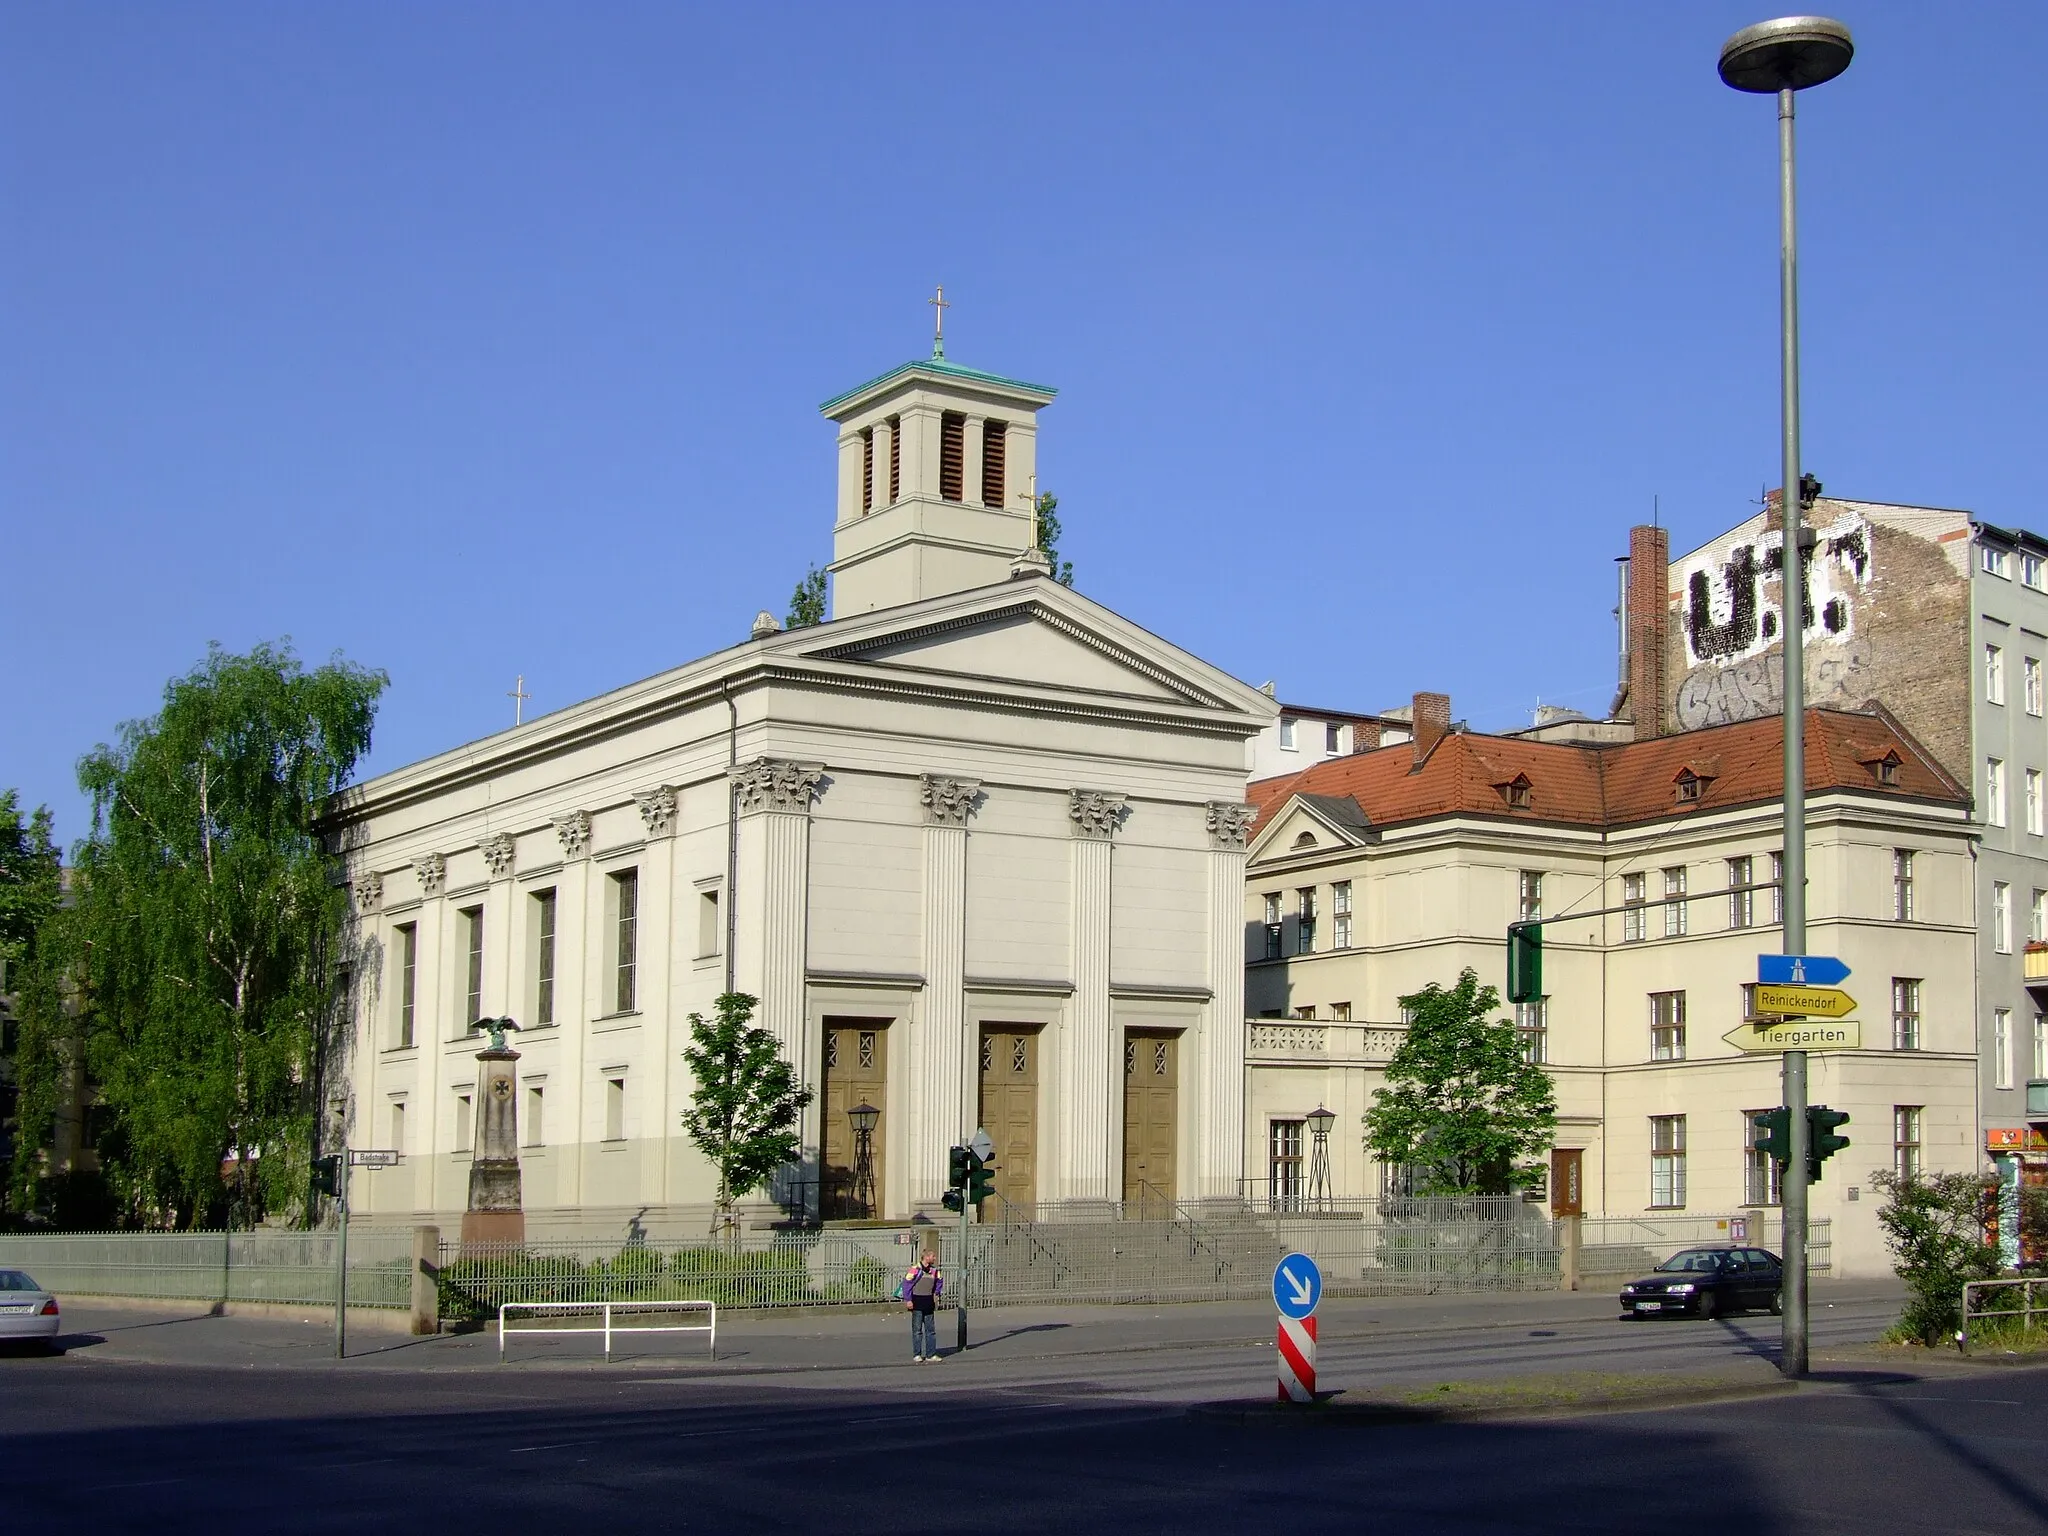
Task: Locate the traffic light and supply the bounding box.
[1807,1105,1851,1182]
[966,1150,997,1206]
[948,1145,970,1190]
[1507,921,1543,1004]
[941,1189,965,1213]
[1751,1108,1793,1165]
[311,1155,341,1198]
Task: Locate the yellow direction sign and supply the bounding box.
[1723,1019,1862,1053]
[1754,984,1857,1019]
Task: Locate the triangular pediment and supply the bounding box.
[788,587,1250,710]
[1247,794,1372,865]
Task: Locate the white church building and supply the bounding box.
[334,344,1275,1230]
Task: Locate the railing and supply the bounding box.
[1960,1277,2048,1354]
[499,1299,716,1362]
[0,1228,416,1308]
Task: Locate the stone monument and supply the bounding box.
[461,1016,526,1249]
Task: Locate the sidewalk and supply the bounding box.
[40,1277,1905,1377]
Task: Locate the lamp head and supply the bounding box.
[1306,1104,1337,1136]
[1719,16,1854,93]
[848,1100,881,1135]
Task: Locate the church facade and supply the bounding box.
[333,350,1275,1230]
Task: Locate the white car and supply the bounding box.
[0,1269,62,1350]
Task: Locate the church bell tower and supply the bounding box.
[819,307,1056,617]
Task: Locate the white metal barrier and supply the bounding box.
[498,1300,717,1362]
[1960,1277,2048,1353]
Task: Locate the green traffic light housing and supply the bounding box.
[948,1145,971,1190]
[1507,921,1543,1004]
[966,1150,996,1206]
[940,1189,965,1213]
[1807,1105,1851,1182]
[1752,1107,1793,1166]
[311,1154,341,1198]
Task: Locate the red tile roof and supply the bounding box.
[1247,708,1965,835]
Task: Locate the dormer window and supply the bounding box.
[1496,774,1533,811]
[1675,769,1710,804]
[1868,749,1903,788]
[1292,831,1317,850]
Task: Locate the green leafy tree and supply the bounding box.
[786,565,827,629]
[1,792,64,1220]
[1871,1169,2002,1345]
[681,991,813,1243]
[1033,492,1075,587]
[1364,969,1557,1195]
[48,641,386,1228]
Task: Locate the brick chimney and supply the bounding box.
[1625,525,1670,740]
[1411,692,1450,767]
[1352,718,1383,753]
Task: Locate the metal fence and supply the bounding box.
[0,1206,1832,1316]
[0,1229,418,1309]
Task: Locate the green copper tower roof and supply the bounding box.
[819,353,1058,416]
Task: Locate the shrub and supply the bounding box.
[1871,1169,2002,1345]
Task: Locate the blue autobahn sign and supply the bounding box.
[1272,1252,1322,1320]
[1758,954,1850,987]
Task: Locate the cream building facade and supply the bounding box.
[1242,702,1979,1278]
[331,350,1274,1232]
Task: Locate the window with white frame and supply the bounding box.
[1984,545,2012,579]
[1650,991,1686,1061]
[1269,1120,1305,1209]
[1662,866,1688,937]
[1994,1008,2014,1091]
[1650,1116,1687,1208]
[1622,872,1648,943]
[2034,890,2048,945]
[1770,851,1785,925]
[532,889,557,1027]
[604,1075,627,1141]
[1893,850,1915,921]
[2025,552,2046,591]
[1295,888,1317,954]
[1988,643,2007,704]
[1516,998,1549,1064]
[461,905,485,1027]
[1994,881,2012,954]
[1518,870,1543,922]
[2028,657,2044,716]
[1331,881,1353,949]
[2035,1015,2048,1081]
[1892,977,1922,1051]
[1893,1106,1923,1179]
[1278,718,1298,751]
[1743,1110,1783,1207]
[1331,1001,1351,1022]
[1325,721,1343,755]
[2030,770,2044,837]
[1989,758,2008,827]
[610,868,640,1013]
[1728,856,1754,929]
[1262,893,1282,961]
[394,922,418,1048]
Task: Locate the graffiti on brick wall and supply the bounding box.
[1676,640,1871,730]
[1677,512,1871,670]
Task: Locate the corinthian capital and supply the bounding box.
[1205,801,1257,851]
[414,853,446,897]
[480,833,517,879]
[1068,789,1127,840]
[635,785,678,839]
[352,870,384,912]
[919,774,982,827]
[732,757,824,815]
[553,811,593,861]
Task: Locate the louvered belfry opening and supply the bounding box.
[939,412,966,501]
[981,420,1007,507]
[860,427,874,512]
[887,414,901,503]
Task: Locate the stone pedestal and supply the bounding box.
[461,1046,525,1250]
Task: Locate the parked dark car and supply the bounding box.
[1619,1246,1782,1319]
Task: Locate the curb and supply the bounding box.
[1186,1375,1797,1426]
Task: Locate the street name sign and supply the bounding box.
[348,1149,400,1168]
[1272,1252,1322,1320]
[1754,984,1857,1019]
[1757,954,1850,987]
[1723,1020,1862,1053]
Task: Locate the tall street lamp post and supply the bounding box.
[1717,14,1854,1381]
[1305,1105,1336,1209]
[848,1100,881,1219]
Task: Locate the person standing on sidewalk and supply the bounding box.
[903,1250,944,1362]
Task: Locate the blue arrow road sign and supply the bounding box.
[1758,954,1850,987]
[1272,1252,1322,1320]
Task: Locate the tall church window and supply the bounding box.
[612,869,639,1013]
[461,906,485,1027]
[981,420,1006,507]
[939,412,966,501]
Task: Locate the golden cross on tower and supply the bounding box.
[508,674,530,726]
[1015,473,1042,551]
[928,284,951,359]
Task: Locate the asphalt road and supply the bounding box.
[2,1285,2043,1534]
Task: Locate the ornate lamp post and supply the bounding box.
[1305,1105,1336,1209]
[1718,13,1854,1384]
[848,1100,881,1219]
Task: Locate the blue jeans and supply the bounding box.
[911,1307,937,1358]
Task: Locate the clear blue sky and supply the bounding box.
[5,3,2043,847]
